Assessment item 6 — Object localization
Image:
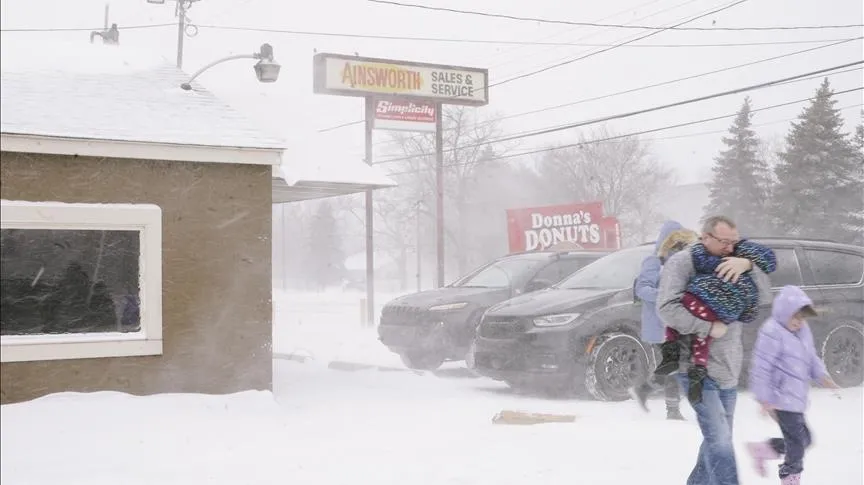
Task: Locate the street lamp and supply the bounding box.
[180,44,281,91]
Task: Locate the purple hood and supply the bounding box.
[771,285,813,326]
[748,286,828,413]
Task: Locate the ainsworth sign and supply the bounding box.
[506,202,621,252]
[373,99,436,132]
[313,53,489,106]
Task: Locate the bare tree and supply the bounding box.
[535,126,674,245]
[373,106,512,280]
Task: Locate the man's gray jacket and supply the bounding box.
[656,248,773,389]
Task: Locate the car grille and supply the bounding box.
[380,305,427,326]
[479,318,526,339]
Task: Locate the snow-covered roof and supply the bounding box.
[0,42,286,151]
[273,142,396,203]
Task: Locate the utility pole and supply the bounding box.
[415,200,423,292]
[146,0,195,69]
[175,0,186,68]
[435,102,445,288]
[364,98,376,327]
[104,3,110,29]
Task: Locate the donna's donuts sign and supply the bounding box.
[506,202,621,253]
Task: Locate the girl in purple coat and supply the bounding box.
[746,285,839,485]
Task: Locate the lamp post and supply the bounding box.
[180,44,281,90]
[146,0,199,69]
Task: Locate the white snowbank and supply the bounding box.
[2,363,862,484]
[272,289,406,367]
[2,290,860,484]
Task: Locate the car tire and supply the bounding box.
[399,349,446,371]
[584,332,650,402]
[821,322,864,388]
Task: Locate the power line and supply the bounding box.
[314,0,713,133]
[0,23,175,32]
[5,19,854,48]
[368,1,864,32]
[373,62,864,164]
[360,65,863,155]
[489,0,751,88]
[320,59,860,145]
[476,0,676,71]
[363,39,861,147]
[318,119,365,133]
[647,102,862,141]
[383,89,864,177]
[189,24,859,49]
[315,13,857,134]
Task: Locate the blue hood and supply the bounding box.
[654,221,683,252]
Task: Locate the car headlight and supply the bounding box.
[428,302,469,311]
[533,313,581,327]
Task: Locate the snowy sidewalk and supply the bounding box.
[3,359,861,485]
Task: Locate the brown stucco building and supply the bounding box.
[0,44,392,404]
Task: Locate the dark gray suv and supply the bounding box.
[471,238,864,401]
[377,250,609,370]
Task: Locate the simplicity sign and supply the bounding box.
[313,53,489,106]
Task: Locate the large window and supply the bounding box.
[806,250,864,286]
[451,257,546,289]
[768,248,804,287]
[0,200,162,362]
[557,245,654,290]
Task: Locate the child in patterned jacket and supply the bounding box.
[652,239,777,404]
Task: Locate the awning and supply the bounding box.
[271,149,397,203]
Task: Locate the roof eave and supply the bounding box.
[0,133,284,166]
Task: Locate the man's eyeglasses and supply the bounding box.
[706,233,739,247]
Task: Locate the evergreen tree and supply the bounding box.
[703,97,772,233]
[844,113,864,243]
[305,201,345,289]
[770,79,861,243]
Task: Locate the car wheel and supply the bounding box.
[585,332,650,402]
[399,349,446,371]
[821,323,864,388]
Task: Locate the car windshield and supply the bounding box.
[556,246,654,290]
[450,257,545,288]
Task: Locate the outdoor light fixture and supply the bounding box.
[180,43,281,91]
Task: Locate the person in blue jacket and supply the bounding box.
[631,220,699,420]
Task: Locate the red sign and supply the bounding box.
[373,99,436,132]
[506,202,621,252]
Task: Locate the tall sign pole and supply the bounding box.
[434,103,445,287]
[312,53,488,318]
[364,98,376,327]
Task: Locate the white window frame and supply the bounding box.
[0,200,163,362]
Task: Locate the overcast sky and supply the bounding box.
[2,0,862,184]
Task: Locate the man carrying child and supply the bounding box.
[657,215,774,485]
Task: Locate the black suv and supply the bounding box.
[471,238,864,401]
[377,250,610,370]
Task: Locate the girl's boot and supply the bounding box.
[781,473,801,485]
[746,441,779,477]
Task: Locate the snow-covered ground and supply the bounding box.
[2,290,862,484]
